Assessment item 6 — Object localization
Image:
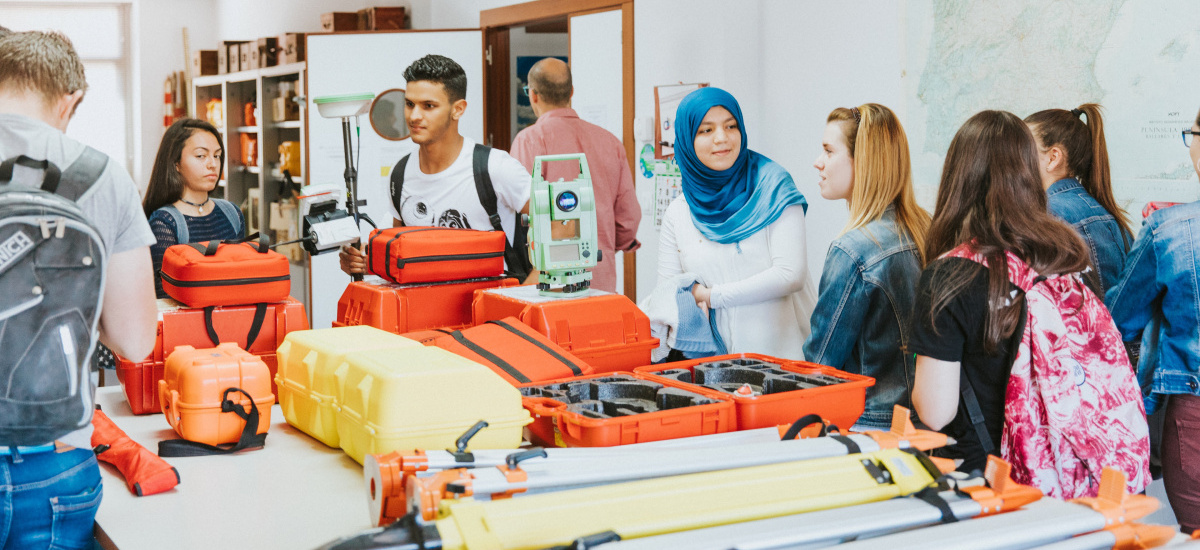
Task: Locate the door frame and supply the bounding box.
[481,0,638,300]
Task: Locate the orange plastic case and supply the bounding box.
[366,227,505,284]
[158,344,274,446]
[518,372,736,447]
[116,297,308,414]
[160,239,290,307]
[335,277,518,334]
[430,318,594,386]
[472,287,658,373]
[634,354,875,430]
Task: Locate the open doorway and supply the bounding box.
[482,1,637,299]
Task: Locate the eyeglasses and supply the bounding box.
[1185,130,1200,147]
[522,84,534,97]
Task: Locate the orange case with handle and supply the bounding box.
[430,317,594,386]
[160,235,290,307]
[366,227,505,284]
[158,343,274,446]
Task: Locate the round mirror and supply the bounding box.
[369,89,409,141]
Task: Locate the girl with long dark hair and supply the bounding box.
[144,118,244,298]
[909,110,1092,472]
[1025,104,1132,295]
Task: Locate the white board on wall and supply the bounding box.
[306,30,484,329]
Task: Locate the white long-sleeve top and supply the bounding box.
[656,196,817,359]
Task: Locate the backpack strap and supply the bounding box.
[158,388,267,456]
[203,303,268,349]
[0,146,105,200]
[56,146,107,201]
[158,205,190,245]
[484,319,585,376]
[471,144,531,280]
[214,199,244,237]
[389,154,412,223]
[958,375,996,456]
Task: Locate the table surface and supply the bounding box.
[93,387,371,550]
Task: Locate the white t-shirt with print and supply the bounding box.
[390,137,531,243]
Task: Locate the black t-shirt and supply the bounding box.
[910,258,1019,473]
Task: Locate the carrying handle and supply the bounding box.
[0,155,62,192]
[229,232,272,253]
[504,447,547,469]
[203,303,268,349]
[455,420,488,453]
[781,414,835,441]
[157,387,267,456]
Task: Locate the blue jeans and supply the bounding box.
[1,448,102,550]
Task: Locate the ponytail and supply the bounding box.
[1075,104,1130,240]
[1025,104,1132,242]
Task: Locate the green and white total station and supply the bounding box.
[529,153,599,296]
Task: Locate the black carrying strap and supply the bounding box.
[187,240,221,256]
[0,155,61,190]
[389,146,532,280]
[158,388,267,456]
[185,233,270,257]
[959,375,995,456]
[204,303,268,348]
[913,485,960,524]
[485,319,585,376]
[781,414,830,440]
[448,329,532,384]
[0,147,106,200]
[958,295,1030,458]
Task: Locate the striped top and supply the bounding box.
[149,200,245,298]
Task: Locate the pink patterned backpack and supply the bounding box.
[945,245,1150,499]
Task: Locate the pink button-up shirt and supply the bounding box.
[510,108,641,293]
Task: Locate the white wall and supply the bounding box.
[757,0,904,286]
[213,0,429,39]
[136,0,218,188]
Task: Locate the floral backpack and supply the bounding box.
[946,245,1150,499]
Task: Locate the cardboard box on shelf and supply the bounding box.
[191,50,218,76]
[358,7,406,30]
[321,12,358,32]
[277,33,305,65]
[239,43,252,72]
[219,41,247,73]
[256,37,278,68]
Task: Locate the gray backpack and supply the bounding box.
[0,148,107,446]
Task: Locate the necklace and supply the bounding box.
[179,196,211,215]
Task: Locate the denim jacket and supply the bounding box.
[803,207,922,427]
[1106,201,1200,413]
[1047,178,1132,296]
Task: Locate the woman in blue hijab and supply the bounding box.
[655,87,817,359]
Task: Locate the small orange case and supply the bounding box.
[158,344,274,446]
[472,290,658,374]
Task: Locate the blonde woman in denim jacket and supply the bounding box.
[1106,107,1200,535]
[803,104,930,429]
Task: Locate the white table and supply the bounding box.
[92,387,371,550]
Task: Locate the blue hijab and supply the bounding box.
[674,87,807,244]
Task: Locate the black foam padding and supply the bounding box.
[522,374,718,419]
[679,359,847,397]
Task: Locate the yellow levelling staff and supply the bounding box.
[364,406,950,527]
[322,445,948,550]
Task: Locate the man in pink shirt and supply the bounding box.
[510,58,641,294]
